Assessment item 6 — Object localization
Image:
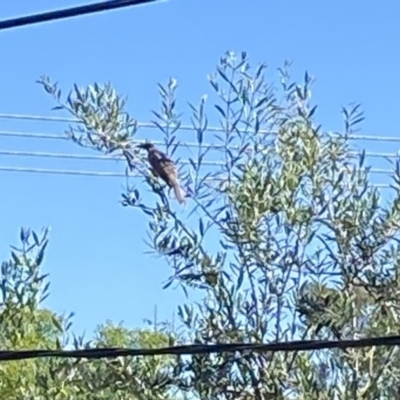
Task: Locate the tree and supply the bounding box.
[0,228,176,399]
[39,51,400,399]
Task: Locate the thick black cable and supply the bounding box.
[2,334,400,362]
[0,0,160,32]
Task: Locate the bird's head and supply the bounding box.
[137,142,155,151]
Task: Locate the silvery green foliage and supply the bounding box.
[40,51,400,399]
[0,229,176,400]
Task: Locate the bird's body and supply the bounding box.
[138,142,185,204]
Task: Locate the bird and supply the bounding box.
[137,142,186,204]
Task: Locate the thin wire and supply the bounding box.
[0,149,226,166]
[0,165,392,188]
[1,129,399,158]
[0,113,397,186]
[0,166,125,177]
[0,130,64,141]
[1,113,400,143]
[0,113,225,133]
[0,147,395,174]
[348,151,400,159]
[0,130,230,150]
[0,0,160,32]
[1,334,400,361]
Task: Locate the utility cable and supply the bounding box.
[0,113,399,143]
[0,113,225,133]
[0,165,392,188]
[0,149,226,166]
[0,129,229,150]
[0,165,125,177]
[0,149,395,176]
[1,334,400,361]
[0,0,161,32]
[0,129,399,159]
[0,113,396,186]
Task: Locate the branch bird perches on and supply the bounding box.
[137,142,186,204]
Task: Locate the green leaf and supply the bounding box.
[11,251,20,265]
[214,104,226,118]
[35,241,48,266]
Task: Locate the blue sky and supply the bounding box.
[0,0,399,338]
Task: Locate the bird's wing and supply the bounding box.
[152,150,176,172]
[153,149,173,163]
[162,159,178,178]
[147,149,178,185]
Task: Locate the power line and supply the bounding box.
[0,112,397,186]
[0,334,400,361]
[1,129,400,159]
[0,149,395,175]
[0,130,229,150]
[0,166,125,178]
[0,149,226,166]
[0,112,400,143]
[0,113,225,133]
[0,165,392,188]
[0,0,161,32]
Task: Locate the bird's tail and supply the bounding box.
[172,181,186,204]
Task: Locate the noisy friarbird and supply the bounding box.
[137,142,185,204]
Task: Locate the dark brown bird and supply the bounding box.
[138,142,185,204]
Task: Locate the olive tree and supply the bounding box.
[39,51,400,399]
[0,228,176,400]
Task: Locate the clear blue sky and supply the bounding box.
[0,0,399,338]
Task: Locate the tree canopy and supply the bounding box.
[2,51,400,399]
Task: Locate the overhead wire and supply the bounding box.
[0,113,228,134]
[0,128,400,157]
[0,166,125,178]
[0,112,397,188]
[1,334,400,361]
[0,165,391,188]
[1,113,400,142]
[0,149,395,180]
[0,149,226,166]
[0,0,161,32]
[0,129,228,149]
